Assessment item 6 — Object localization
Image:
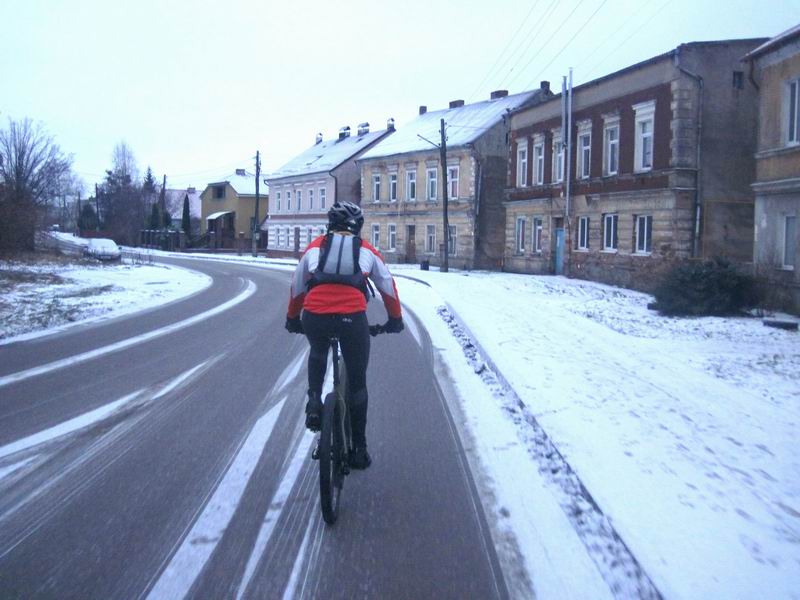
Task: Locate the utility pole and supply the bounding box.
[252,150,261,257]
[439,118,449,273]
[94,183,100,231]
[159,174,167,227]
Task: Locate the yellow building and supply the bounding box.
[200,169,268,249]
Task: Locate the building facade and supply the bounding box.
[265,122,394,257]
[745,24,800,312]
[359,87,550,270]
[200,170,268,249]
[504,39,766,290]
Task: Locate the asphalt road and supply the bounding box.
[0,256,509,599]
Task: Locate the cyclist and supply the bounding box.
[285,201,404,469]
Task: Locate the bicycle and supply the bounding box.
[313,323,386,525]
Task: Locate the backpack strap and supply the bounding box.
[317,233,333,272]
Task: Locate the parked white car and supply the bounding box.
[85,238,121,261]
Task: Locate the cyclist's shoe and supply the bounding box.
[348,445,372,470]
[305,392,322,432]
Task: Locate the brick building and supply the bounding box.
[503,39,766,290]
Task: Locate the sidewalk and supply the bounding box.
[390,265,799,600]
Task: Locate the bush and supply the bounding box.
[652,258,759,316]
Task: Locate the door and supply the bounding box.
[554,228,565,275]
[406,225,416,263]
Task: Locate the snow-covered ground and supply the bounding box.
[0,256,211,344]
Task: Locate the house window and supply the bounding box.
[635,215,653,254]
[603,213,618,250]
[448,166,459,199]
[604,118,620,175]
[633,101,655,172]
[214,185,225,199]
[286,191,292,211]
[552,130,564,183]
[372,174,381,202]
[577,216,590,250]
[276,191,281,212]
[515,217,526,253]
[296,190,302,211]
[406,170,416,201]
[448,225,457,256]
[285,227,291,247]
[426,225,436,253]
[533,140,545,185]
[784,215,796,269]
[308,189,314,210]
[319,187,326,209]
[307,227,313,245]
[388,224,397,251]
[577,124,591,179]
[427,168,437,201]
[732,71,744,90]
[517,144,528,187]
[533,217,543,253]
[371,223,380,249]
[788,79,799,145]
[389,173,397,202]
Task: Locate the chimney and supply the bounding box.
[449,99,465,109]
[387,117,395,131]
[357,122,370,136]
[540,80,550,93]
[315,132,323,144]
[490,89,509,99]
[235,168,246,176]
[419,105,427,115]
[338,126,351,140]
[187,187,196,194]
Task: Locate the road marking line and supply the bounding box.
[0,455,39,482]
[0,279,256,388]
[282,511,320,600]
[274,350,309,396]
[236,430,314,600]
[146,398,286,600]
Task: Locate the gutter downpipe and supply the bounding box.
[674,46,704,259]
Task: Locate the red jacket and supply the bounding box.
[287,234,402,319]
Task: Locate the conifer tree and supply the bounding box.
[181,195,191,233]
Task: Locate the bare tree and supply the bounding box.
[0,118,72,250]
[112,141,139,183]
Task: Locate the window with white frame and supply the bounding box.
[577,216,590,250]
[372,174,381,202]
[425,225,436,253]
[389,173,397,201]
[788,79,799,145]
[307,227,313,245]
[552,130,564,183]
[296,190,302,211]
[515,216,526,253]
[784,215,796,269]
[517,143,528,187]
[633,101,655,172]
[603,213,618,250]
[388,224,397,251]
[603,116,620,176]
[448,166,459,199]
[533,217,543,253]
[426,167,437,201]
[276,191,281,212]
[448,225,457,256]
[285,227,291,247]
[319,187,326,209]
[635,215,653,254]
[286,191,292,211]
[308,189,314,210]
[577,121,592,179]
[533,138,545,185]
[406,170,416,201]
[371,223,380,249]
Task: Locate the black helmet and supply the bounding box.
[327,201,364,234]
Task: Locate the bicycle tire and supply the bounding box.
[338,360,352,486]
[319,390,339,524]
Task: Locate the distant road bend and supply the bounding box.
[0,256,511,599]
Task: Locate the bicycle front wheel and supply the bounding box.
[319,391,340,525]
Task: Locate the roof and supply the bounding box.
[744,23,800,60]
[206,210,233,220]
[268,128,391,180]
[164,187,202,219]
[359,91,543,160]
[206,171,267,196]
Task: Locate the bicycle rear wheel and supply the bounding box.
[319,391,340,524]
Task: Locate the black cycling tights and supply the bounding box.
[301,311,370,447]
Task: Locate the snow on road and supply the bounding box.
[0,257,211,344]
[391,266,799,600]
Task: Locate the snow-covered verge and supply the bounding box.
[389,266,799,600]
[0,256,211,344]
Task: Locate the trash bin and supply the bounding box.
[420,259,430,271]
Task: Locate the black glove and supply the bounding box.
[285,316,304,334]
[383,316,404,334]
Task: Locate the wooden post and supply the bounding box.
[439,118,449,273]
[252,150,260,257]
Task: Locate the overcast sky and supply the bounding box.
[1,0,795,194]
